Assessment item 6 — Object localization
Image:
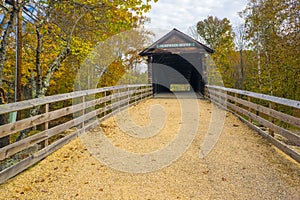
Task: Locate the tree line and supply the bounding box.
[0,0,155,103]
[2,0,298,103]
[0,0,156,146]
[192,0,299,101]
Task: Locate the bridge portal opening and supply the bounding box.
[139,28,214,96]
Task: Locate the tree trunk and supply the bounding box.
[35,24,43,99]
[239,49,244,89]
[16,46,71,141]
[38,46,71,97]
[0,7,17,86]
[16,8,83,141]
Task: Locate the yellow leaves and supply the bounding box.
[2,0,157,100]
[241,0,300,99]
[98,59,126,88]
[71,37,93,58]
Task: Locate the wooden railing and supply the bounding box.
[0,84,153,183]
[205,85,300,163]
[1,83,298,183]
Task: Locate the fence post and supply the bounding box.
[117,88,120,112]
[134,87,137,105]
[248,96,253,123]
[141,86,144,101]
[269,102,275,137]
[127,87,130,106]
[139,87,143,102]
[148,85,152,99]
[234,93,238,106]
[81,96,86,129]
[44,103,49,147]
[104,91,107,116]
[204,86,209,100]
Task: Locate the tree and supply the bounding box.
[1,0,156,100]
[187,24,204,43]
[79,27,153,89]
[241,0,300,100]
[0,0,21,147]
[234,24,248,88]
[0,1,19,87]
[0,0,157,140]
[197,16,236,87]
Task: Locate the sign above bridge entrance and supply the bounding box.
[156,43,196,49]
[139,28,214,56]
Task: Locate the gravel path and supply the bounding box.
[0,99,299,199]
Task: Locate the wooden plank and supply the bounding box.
[108,97,131,111]
[209,95,228,111]
[234,93,238,106]
[209,89,227,99]
[209,94,300,163]
[0,102,84,138]
[83,96,135,123]
[0,89,149,139]
[0,129,82,184]
[208,92,228,109]
[226,93,300,129]
[106,90,137,102]
[207,85,300,109]
[95,95,147,124]
[226,101,300,146]
[210,89,300,129]
[81,89,151,129]
[209,93,298,145]
[238,116,300,163]
[0,85,153,183]
[0,109,99,160]
[81,96,86,128]
[0,84,151,114]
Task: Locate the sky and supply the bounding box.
[145,0,249,39]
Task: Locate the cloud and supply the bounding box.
[145,0,248,36]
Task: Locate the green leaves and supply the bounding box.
[195,1,299,100]
[197,16,236,88]
[241,0,300,100]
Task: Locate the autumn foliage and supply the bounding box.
[195,0,299,101]
[0,0,156,102]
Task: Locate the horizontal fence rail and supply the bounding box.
[205,85,300,163]
[0,84,153,183]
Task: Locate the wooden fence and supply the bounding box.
[0,84,153,183]
[1,83,299,184]
[205,85,300,163]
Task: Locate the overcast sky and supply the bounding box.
[145,0,249,39]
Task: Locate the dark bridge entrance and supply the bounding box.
[139,28,214,95]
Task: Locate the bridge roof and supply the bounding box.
[139,28,214,56]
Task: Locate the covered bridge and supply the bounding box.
[139,28,214,95]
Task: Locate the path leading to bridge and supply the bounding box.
[0,99,299,199]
